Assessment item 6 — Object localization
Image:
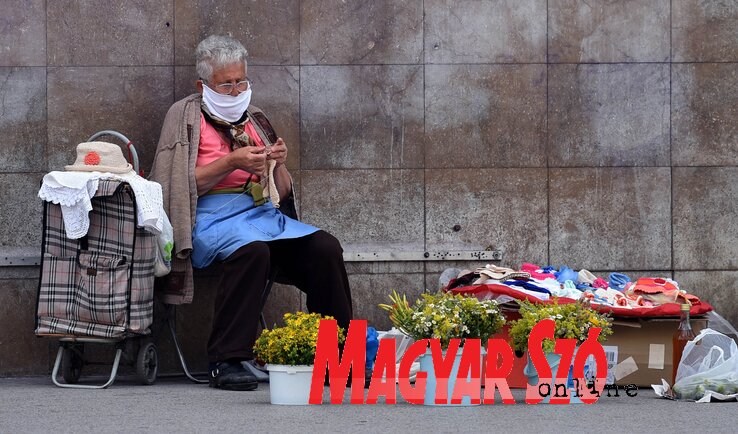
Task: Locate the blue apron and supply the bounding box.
[191,193,318,268]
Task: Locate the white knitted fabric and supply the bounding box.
[110,171,166,234]
[265,159,280,208]
[38,172,99,239]
[39,171,168,239]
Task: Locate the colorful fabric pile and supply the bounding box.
[446,263,712,317]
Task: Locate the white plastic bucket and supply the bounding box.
[418,347,485,406]
[267,364,314,405]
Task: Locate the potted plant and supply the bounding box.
[379,290,506,406]
[253,311,345,405]
[508,298,613,403]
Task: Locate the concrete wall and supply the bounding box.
[1,0,737,375]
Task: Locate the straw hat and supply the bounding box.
[65,141,133,174]
[475,264,530,281]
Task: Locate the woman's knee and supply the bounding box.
[310,230,344,256]
[225,241,270,267]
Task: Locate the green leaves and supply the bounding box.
[508,299,613,353]
[253,311,345,365]
[380,291,506,350]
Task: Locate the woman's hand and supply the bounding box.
[267,138,288,166]
[229,145,267,176]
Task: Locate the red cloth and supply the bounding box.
[592,277,609,289]
[520,262,556,280]
[626,277,700,306]
[449,283,713,318]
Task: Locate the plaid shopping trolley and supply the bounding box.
[35,131,158,389]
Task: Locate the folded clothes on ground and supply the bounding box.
[444,263,706,311]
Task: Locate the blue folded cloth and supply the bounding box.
[503,279,552,295]
[609,272,631,291]
[555,266,578,284]
[541,266,557,274]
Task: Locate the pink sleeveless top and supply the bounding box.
[196,114,266,190]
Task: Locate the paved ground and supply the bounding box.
[1,376,736,433]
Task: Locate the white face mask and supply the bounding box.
[201,83,252,123]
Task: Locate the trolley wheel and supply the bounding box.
[61,345,84,384]
[136,341,158,385]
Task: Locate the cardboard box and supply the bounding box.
[492,310,707,388]
[598,317,707,387]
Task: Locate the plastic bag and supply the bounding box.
[672,328,738,400]
[706,311,738,344]
[376,328,419,382]
[153,211,173,277]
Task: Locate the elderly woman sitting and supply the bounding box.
[150,35,353,391]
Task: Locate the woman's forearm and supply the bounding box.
[273,164,293,200]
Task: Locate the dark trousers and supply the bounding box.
[207,230,353,363]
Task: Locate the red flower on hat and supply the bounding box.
[84,151,101,166]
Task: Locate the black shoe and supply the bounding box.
[241,359,270,383]
[209,361,258,391]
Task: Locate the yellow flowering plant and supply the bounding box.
[379,290,506,350]
[508,298,613,354]
[253,311,345,366]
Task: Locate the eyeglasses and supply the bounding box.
[208,78,252,95]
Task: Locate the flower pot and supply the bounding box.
[266,364,314,405]
[523,353,583,404]
[418,347,485,406]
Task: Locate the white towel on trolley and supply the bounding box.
[38,171,173,276]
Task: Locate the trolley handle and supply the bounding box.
[87,130,142,176]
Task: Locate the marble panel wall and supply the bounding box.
[1,0,737,375]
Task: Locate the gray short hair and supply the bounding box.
[195,35,248,82]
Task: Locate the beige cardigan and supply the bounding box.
[149,93,278,304]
